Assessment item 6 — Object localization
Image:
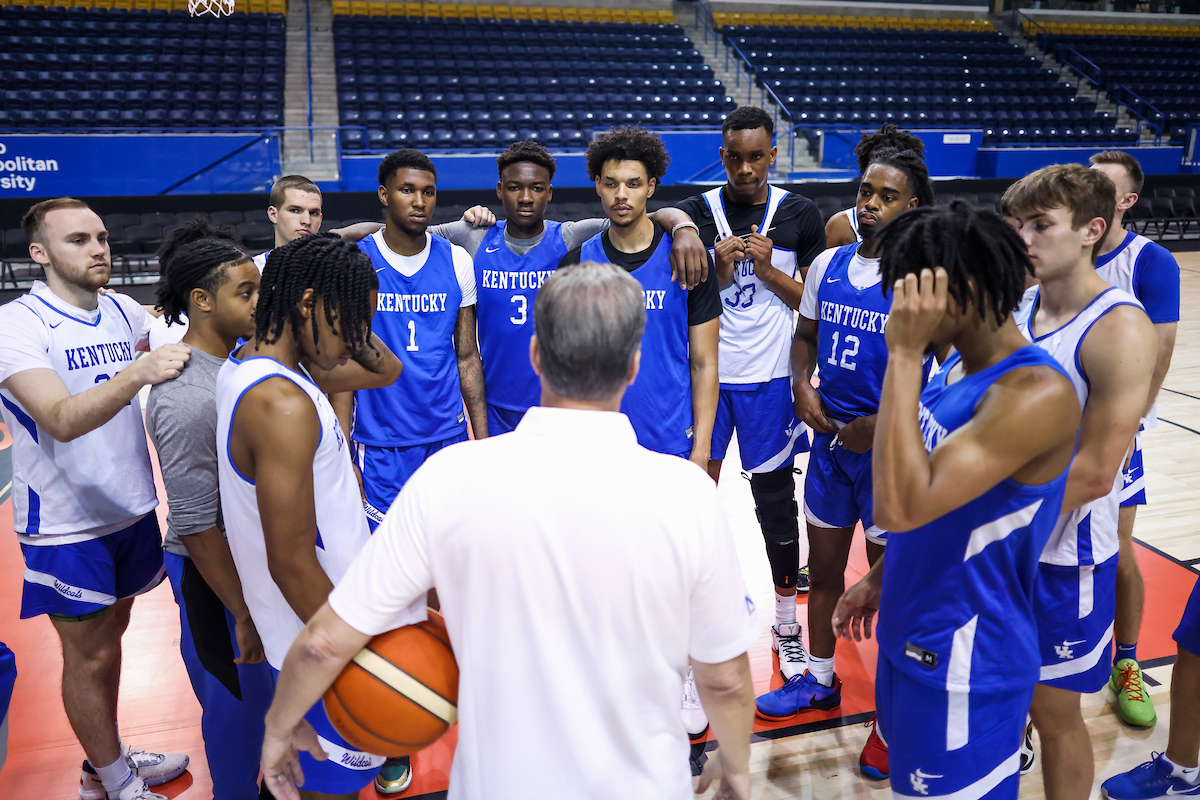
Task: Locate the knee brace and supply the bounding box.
[750,469,800,589]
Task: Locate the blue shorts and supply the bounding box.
[486,404,527,436]
[876,655,1029,799]
[1035,554,1117,692]
[269,668,384,794]
[19,513,166,619]
[1173,577,1200,657]
[1119,432,1146,508]
[711,378,810,473]
[802,430,886,544]
[358,432,470,530]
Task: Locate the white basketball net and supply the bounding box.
[189,0,235,16]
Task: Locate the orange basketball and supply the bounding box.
[322,610,458,758]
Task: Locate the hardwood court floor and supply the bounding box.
[0,251,1198,800]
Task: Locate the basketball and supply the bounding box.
[322,610,459,758]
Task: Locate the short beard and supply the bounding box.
[394,218,428,238]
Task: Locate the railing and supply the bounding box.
[1112,85,1166,142]
[1012,9,1052,66]
[1184,124,1200,173]
[1053,44,1103,100]
[305,0,315,160]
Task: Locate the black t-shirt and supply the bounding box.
[675,187,827,271]
[559,226,721,327]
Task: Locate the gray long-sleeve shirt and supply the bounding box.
[429,218,610,258]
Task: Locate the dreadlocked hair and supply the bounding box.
[867,146,936,209]
[854,124,925,174]
[877,200,1033,326]
[255,232,379,356]
[154,216,250,325]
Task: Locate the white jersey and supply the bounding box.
[703,185,798,384]
[0,282,157,542]
[839,207,861,242]
[252,250,269,272]
[215,352,371,669]
[1017,285,1143,567]
[148,313,188,349]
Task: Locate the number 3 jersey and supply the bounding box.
[0,282,157,541]
[354,230,476,447]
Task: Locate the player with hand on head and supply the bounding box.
[824,124,926,248]
[0,198,190,800]
[675,106,826,697]
[217,233,402,800]
[832,201,1080,800]
[755,148,934,765]
[1004,164,1157,800]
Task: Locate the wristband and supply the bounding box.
[671,221,699,238]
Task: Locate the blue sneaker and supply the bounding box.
[755,670,841,721]
[1101,753,1200,799]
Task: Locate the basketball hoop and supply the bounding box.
[188,0,235,17]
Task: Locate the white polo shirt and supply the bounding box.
[328,405,758,800]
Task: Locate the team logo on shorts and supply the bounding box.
[1056,639,1085,660]
[910,769,942,795]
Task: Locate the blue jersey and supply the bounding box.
[878,345,1072,693]
[580,232,693,455]
[815,244,894,422]
[474,221,567,412]
[354,233,466,447]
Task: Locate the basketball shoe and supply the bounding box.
[755,671,841,720]
[1020,717,1036,775]
[859,715,888,780]
[1101,753,1200,799]
[796,565,811,594]
[79,748,189,800]
[1111,658,1157,728]
[680,667,709,738]
[375,757,413,795]
[771,622,808,680]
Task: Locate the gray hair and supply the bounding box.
[534,261,646,401]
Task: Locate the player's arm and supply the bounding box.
[238,380,334,622]
[825,212,856,249]
[2,345,189,443]
[1061,305,1157,512]
[648,208,707,290]
[872,269,1081,532]
[1145,322,1176,415]
[303,332,402,394]
[746,225,803,310]
[688,317,719,473]
[455,304,488,439]
[791,316,837,434]
[692,653,754,798]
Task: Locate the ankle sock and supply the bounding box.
[94,755,134,795]
[808,654,835,687]
[1115,641,1137,666]
[1164,755,1200,784]
[775,592,797,627]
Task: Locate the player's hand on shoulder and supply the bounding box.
[669,226,708,290]
[132,342,190,386]
[461,205,496,227]
[837,414,876,454]
[886,266,948,357]
[793,379,837,434]
[832,573,881,642]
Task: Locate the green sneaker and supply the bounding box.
[374,756,413,795]
[1110,658,1158,728]
[796,564,811,594]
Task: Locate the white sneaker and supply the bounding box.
[79,773,166,800]
[79,748,189,800]
[680,667,709,738]
[772,622,808,680]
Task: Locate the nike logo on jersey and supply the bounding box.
[485,246,500,253]
[49,321,63,328]
[819,301,889,333]
[826,277,841,283]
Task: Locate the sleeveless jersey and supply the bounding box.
[579,232,693,455]
[215,353,371,669]
[354,233,466,447]
[1017,286,1143,567]
[814,244,893,422]
[703,186,798,385]
[474,221,567,411]
[879,345,1071,693]
[839,207,861,242]
[1095,230,1181,428]
[0,287,157,541]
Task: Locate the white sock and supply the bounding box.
[1165,755,1200,783]
[808,654,835,687]
[94,755,134,795]
[775,592,797,627]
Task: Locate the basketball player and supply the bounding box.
[1088,151,1181,730]
[0,198,190,800]
[217,233,401,799]
[1003,164,1157,800]
[675,106,825,688]
[259,262,757,800]
[756,148,933,739]
[824,124,926,248]
[144,219,276,800]
[832,201,1081,800]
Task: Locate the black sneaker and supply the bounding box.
[796,564,811,594]
[1020,718,1036,775]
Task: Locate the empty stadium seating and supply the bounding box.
[332,4,736,153]
[0,1,286,132]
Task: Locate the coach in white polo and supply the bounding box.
[259,262,758,800]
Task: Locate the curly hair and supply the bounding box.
[867,146,936,210]
[497,139,557,181]
[877,201,1032,325]
[585,125,671,181]
[256,233,379,356]
[722,105,774,138]
[854,124,926,174]
[154,216,250,325]
[378,148,437,187]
